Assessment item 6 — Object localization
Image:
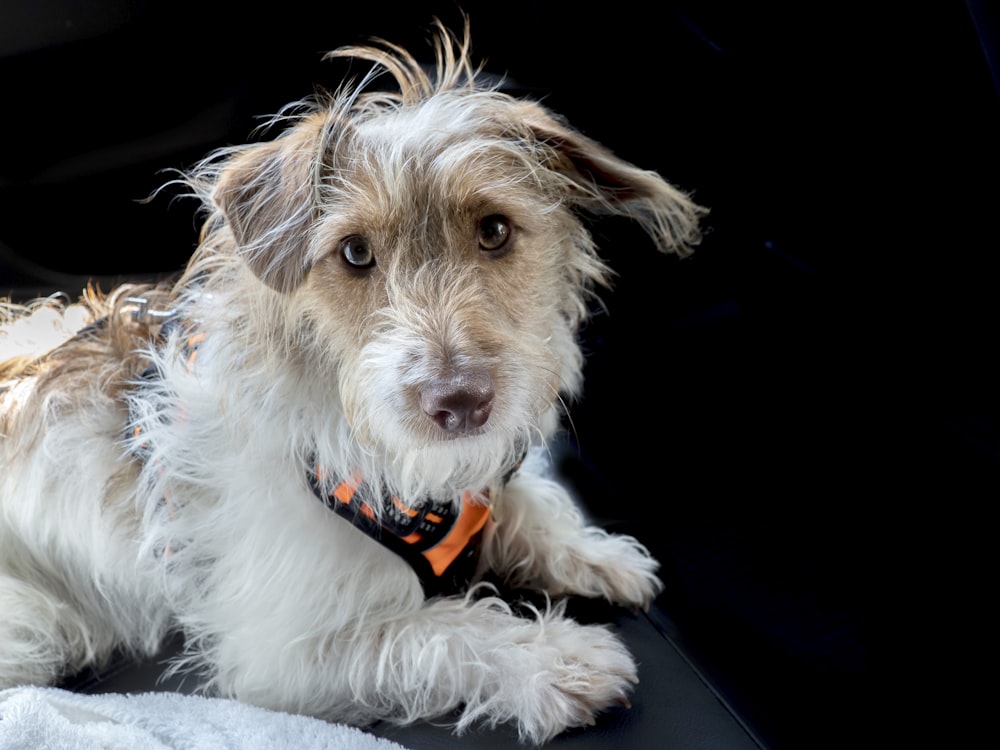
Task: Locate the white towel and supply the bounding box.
[0,686,412,750]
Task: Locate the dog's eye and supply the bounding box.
[478,215,512,254]
[339,235,375,270]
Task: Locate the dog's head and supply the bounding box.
[181,19,706,497]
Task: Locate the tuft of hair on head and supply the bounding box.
[323,16,484,105]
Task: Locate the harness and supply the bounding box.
[128,306,519,599]
[307,469,495,598]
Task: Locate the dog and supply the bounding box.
[0,19,705,744]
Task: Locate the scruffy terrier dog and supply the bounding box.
[0,20,704,744]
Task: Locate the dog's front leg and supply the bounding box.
[484,465,663,610]
[210,589,636,743]
[351,594,638,744]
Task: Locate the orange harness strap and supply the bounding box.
[309,464,498,598]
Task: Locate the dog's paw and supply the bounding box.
[590,532,664,610]
[490,473,663,611]
[548,531,664,611]
[466,619,638,744]
[538,621,639,724]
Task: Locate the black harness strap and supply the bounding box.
[307,466,494,599]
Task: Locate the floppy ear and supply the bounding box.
[211,115,326,292]
[514,102,707,256]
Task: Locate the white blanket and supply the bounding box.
[0,687,412,750]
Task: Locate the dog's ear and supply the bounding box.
[212,118,325,293]
[514,102,707,256]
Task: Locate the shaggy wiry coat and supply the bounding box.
[0,21,705,744]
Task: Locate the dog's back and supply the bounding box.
[0,283,178,685]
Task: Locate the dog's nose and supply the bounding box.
[420,370,495,433]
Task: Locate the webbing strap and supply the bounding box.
[308,465,492,598]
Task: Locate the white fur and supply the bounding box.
[0,21,704,745]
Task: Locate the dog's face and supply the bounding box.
[182,26,704,496]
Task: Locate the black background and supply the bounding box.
[3,2,998,748]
